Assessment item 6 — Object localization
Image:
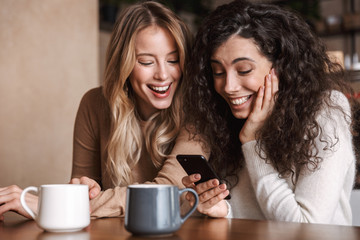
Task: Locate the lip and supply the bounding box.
[228,94,253,110]
[148,82,172,90]
[229,95,252,105]
[148,82,172,98]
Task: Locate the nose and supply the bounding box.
[224,72,240,93]
[154,62,169,81]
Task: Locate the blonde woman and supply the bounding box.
[69,1,195,218]
[0,1,194,220]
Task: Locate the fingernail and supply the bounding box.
[212,179,218,185]
[219,184,226,190]
[223,190,230,197]
[194,174,201,180]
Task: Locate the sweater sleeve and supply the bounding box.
[89,127,210,218]
[242,91,355,224]
[71,88,103,185]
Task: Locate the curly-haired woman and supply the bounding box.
[182,0,360,225]
[0,1,194,220]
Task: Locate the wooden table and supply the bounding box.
[1,213,360,240]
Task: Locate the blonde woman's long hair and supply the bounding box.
[103,1,192,186]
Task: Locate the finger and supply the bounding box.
[185,192,196,207]
[200,190,230,211]
[253,85,264,113]
[182,174,201,187]
[78,177,101,199]
[0,196,21,215]
[262,74,272,110]
[89,187,100,199]
[79,176,95,189]
[0,187,21,209]
[0,191,19,204]
[79,176,92,185]
[81,177,101,199]
[0,191,37,219]
[271,68,279,95]
[195,179,220,197]
[0,185,22,196]
[70,178,81,184]
[198,183,227,203]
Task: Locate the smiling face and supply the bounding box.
[211,35,273,119]
[129,25,181,120]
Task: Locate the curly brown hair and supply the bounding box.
[183,0,360,187]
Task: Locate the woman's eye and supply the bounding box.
[238,69,252,75]
[211,67,224,77]
[139,61,153,66]
[168,59,179,64]
[213,71,224,77]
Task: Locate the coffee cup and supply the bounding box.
[20,184,90,232]
[125,184,199,236]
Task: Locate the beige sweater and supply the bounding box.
[71,87,209,218]
[228,91,355,225]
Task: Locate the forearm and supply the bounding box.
[89,128,210,218]
[89,157,189,218]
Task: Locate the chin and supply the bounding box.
[231,110,250,119]
[153,102,172,111]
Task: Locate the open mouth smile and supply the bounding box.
[148,83,171,94]
[230,95,251,105]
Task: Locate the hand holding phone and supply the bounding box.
[176,154,231,199]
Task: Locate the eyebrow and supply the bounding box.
[210,57,256,65]
[136,50,179,57]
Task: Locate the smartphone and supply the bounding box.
[176,154,231,199]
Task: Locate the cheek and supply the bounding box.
[130,67,149,86]
[213,79,223,95]
[246,76,265,91]
[170,65,182,81]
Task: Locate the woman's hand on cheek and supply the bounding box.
[70,176,101,200]
[239,69,279,144]
[182,174,229,218]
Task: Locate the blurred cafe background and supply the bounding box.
[1,0,360,194]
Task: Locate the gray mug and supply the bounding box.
[125,184,199,236]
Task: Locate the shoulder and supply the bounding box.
[329,90,351,112]
[76,86,110,121]
[78,87,108,111]
[80,87,106,105]
[318,90,351,119]
[317,90,352,135]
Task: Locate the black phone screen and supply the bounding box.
[176,154,231,199]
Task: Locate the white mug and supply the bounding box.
[20,184,90,232]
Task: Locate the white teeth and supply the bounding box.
[230,95,250,105]
[150,85,169,92]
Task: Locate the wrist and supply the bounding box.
[239,134,254,144]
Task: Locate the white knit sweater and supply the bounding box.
[228,91,356,225]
